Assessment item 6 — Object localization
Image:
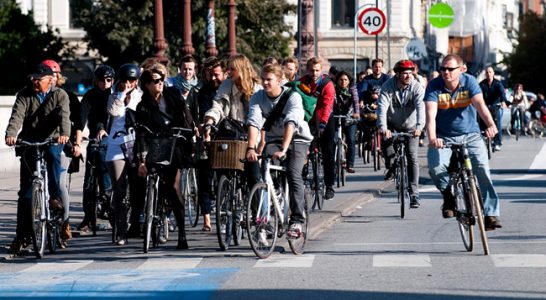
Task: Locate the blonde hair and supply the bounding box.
[228,54,260,102]
[55,72,67,87]
[261,63,283,80]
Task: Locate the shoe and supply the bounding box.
[441,190,456,218]
[287,223,303,239]
[61,222,72,240]
[201,224,212,231]
[347,167,355,173]
[384,167,395,181]
[324,187,335,200]
[48,197,63,211]
[485,216,502,231]
[419,139,425,147]
[158,236,168,244]
[9,238,23,255]
[116,239,127,246]
[494,145,501,151]
[410,196,420,208]
[176,238,189,249]
[257,229,269,246]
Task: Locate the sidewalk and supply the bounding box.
[0,150,408,260]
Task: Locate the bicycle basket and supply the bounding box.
[145,137,177,165]
[209,140,247,171]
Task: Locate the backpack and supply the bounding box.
[285,78,331,122]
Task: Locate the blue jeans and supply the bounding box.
[427,132,500,216]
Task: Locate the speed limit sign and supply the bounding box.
[358,8,386,35]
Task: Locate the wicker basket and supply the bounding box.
[209,140,247,171]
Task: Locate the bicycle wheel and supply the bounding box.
[30,182,46,259]
[515,112,521,141]
[398,158,406,219]
[47,220,57,254]
[232,187,244,246]
[246,183,278,259]
[341,144,346,187]
[454,179,474,252]
[468,176,490,255]
[336,144,342,188]
[373,131,381,171]
[143,177,156,253]
[288,193,309,255]
[216,175,233,251]
[313,153,324,210]
[189,169,200,227]
[485,137,492,159]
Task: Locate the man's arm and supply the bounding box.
[472,93,498,138]
[414,84,426,136]
[376,88,391,138]
[5,94,27,145]
[425,101,443,148]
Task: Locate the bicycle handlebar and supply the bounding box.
[15,137,57,148]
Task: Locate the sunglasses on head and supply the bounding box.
[439,66,459,72]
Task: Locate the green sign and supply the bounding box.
[428,3,454,28]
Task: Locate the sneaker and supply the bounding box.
[287,223,303,239]
[158,235,168,244]
[384,167,395,181]
[9,238,23,255]
[116,239,127,246]
[48,197,63,211]
[441,190,456,218]
[347,167,355,173]
[257,229,269,246]
[324,187,335,200]
[410,196,420,208]
[485,216,502,231]
[61,222,72,240]
[493,145,501,152]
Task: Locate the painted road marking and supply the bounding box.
[254,254,315,268]
[530,142,546,170]
[373,255,432,267]
[19,260,93,272]
[137,257,203,270]
[336,240,546,246]
[492,254,546,267]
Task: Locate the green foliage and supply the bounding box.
[72,0,295,71]
[504,12,546,94]
[0,0,66,94]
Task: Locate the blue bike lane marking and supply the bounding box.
[0,267,238,299]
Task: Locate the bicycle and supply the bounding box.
[246,155,309,258]
[140,126,191,253]
[333,114,349,188]
[390,132,413,219]
[82,138,112,236]
[303,138,324,211]
[15,138,57,259]
[46,203,64,254]
[444,137,490,255]
[506,107,524,141]
[180,167,199,228]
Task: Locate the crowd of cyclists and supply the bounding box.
[6,50,546,257]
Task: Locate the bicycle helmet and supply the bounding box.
[117,63,141,81]
[393,60,416,72]
[41,59,61,73]
[94,64,115,79]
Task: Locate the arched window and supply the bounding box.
[332,0,355,28]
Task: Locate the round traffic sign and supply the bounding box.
[428,3,455,28]
[358,8,386,35]
[405,38,427,60]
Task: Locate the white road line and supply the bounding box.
[254,254,315,268]
[494,174,543,181]
[19,260,93,273]
[137,257,203,270]
[492,254,546,267]
[530,142,546,170]
[373,255,431,267]
[335,240,546,246]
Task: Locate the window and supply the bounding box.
[332,0,355,29]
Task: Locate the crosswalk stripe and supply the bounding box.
[254,254,315,268]
[373,255,432,267]
[492,254,546,267]
[19,260,93,272]
[137,257,203,270]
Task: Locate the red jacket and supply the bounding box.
[300,74,335,126]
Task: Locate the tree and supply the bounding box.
[504,12,546,94]
[0,0,67,94]
[71,0,295,70]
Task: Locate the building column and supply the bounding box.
[153,0,169,64]
[227,0,237,56]
[205,0,218,57]
[300,0,316,64]
[181,0,195,56]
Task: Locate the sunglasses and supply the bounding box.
[439,66,460,72]
[151,77,164,85]
[99,78,113,83]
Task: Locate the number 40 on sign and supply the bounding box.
[358,8,386,35]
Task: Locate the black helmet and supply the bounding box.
[117,63,141,81]
[94,64,115,79]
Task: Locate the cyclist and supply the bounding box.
[5,63,71,254]
[281,56,299,84]
[479,66,508,151]
[357,58,390,105]
[79,65,115,232]
[333,70,360,173]
[299,57,336,200]
[166,54,201,121]
[106,63,144,245]
[509,83,530,134]
[42,59,84,243]
[425,54,502,230]
[246,63,313,238]
[529,93,546,123]
[135,65,195,250]
[377,60,425,208]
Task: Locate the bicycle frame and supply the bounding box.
[260,157,289,226]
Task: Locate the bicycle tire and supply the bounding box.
[216,175,233,251]
[485,138,492,159]
[31,182,46,259]
[313,153,324,210]
[373,131,381,172]
[232,187,244,246]
[47,221,57,254]
[91,173,100,237]
[288,193,309,255]
[455,179,474,252]
[398,157,406,219]
[143,177,156,253]
[246,182,278,259]
[341,144,346,187]
[189,169,200,228]
[336,143,342,188]
[469,176,490,255]
[515,111,521,141]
